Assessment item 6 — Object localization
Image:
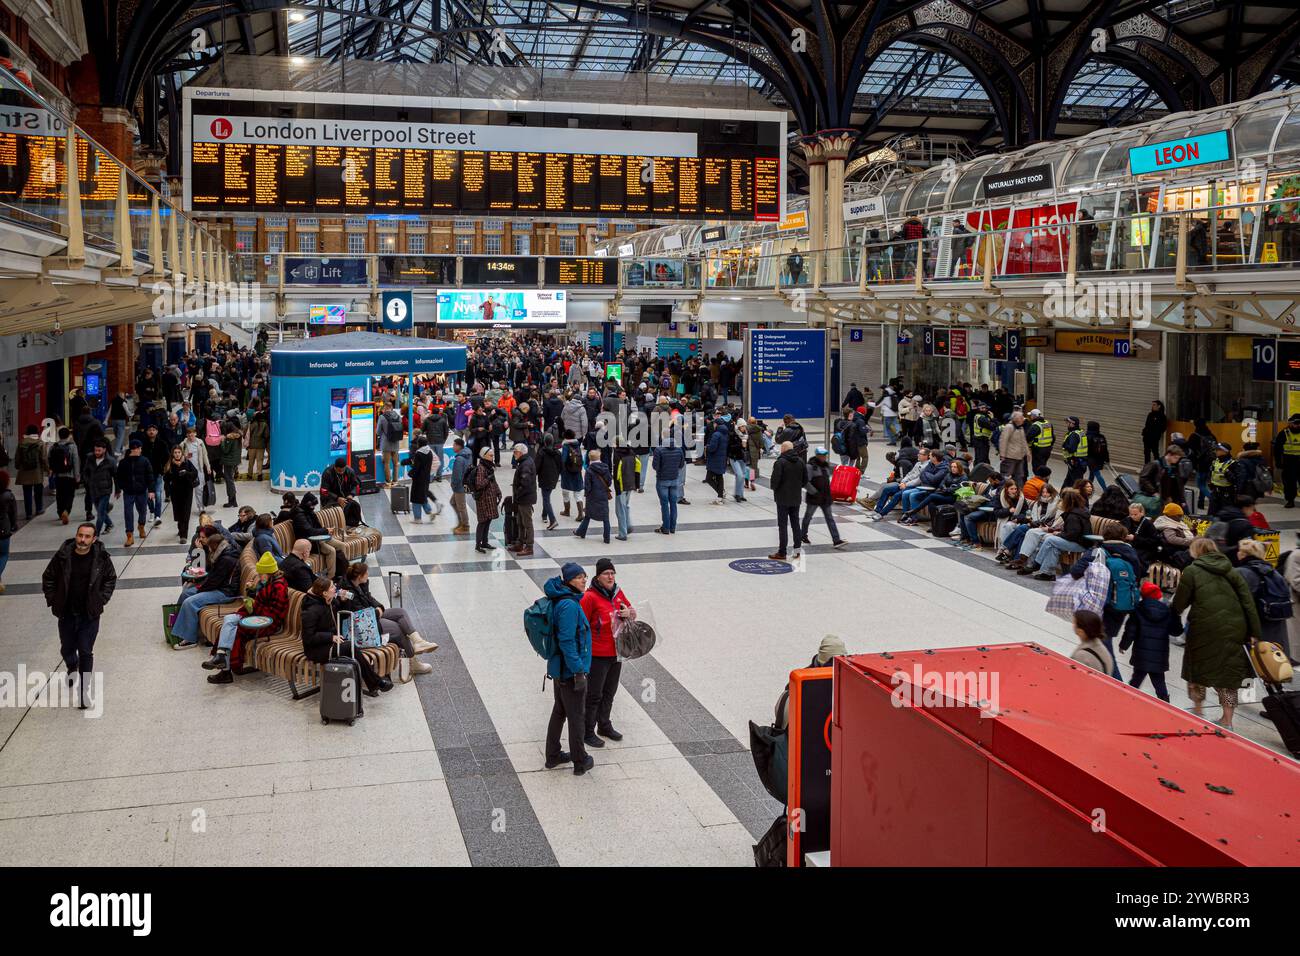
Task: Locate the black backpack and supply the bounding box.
[1246,563,1294,621]
[16,441,40,472]
[563,444,582,475]
[48,444,71,475]
[1090,434,1109,463]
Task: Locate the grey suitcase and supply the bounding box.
[390,484,410,514]
[321,611,363,726]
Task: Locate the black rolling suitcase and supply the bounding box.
[1116,474,1141,499]
[1262,691,1300,758]
[929,503,960,538]
[321,611,363,726]
[502,495,518,545]
[390,484,410,514]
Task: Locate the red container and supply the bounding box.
[831,643,1300,866]
[830,465,861,502]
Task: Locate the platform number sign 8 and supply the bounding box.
[922,327,934,356]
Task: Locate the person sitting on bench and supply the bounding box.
[321,457,364,528]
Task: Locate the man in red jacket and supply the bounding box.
[579,557,633,749]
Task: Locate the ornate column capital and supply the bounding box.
[800,129,858,164]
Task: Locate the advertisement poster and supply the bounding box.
[749,328,826,420]
[435,289,567,328]
[626,259,686,288]
[656,337,699,361]
[309,304,347,325]
[964,202,1078,274]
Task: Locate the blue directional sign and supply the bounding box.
[381,290,414,331]
[1006,329,1022,363]
[1253,338,1277,382]
[750,328,827,420]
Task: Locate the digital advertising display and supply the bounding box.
[435,289,567,329]
[308,304,347,325]
[184,88,785,221]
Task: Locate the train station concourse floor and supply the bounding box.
[0,445,1294,867]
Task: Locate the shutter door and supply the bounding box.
[1040,353,1162,473]
[841,326,884,400]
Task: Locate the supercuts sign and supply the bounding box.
[981,164,1054,200]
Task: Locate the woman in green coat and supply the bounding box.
[1170,538,1260,731]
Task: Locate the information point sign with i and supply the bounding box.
[748,328,827,420]
[381,290,414,331]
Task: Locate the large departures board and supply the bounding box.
[184,88,785,222]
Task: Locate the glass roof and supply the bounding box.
[857,42,989,103]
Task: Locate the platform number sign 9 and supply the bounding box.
[1253,338,1277,382]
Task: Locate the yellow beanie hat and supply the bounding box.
[1162,503,1184,518]
[255,551,279,574]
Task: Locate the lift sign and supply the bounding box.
[1128,130,1231,176]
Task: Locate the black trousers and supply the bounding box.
[58,614,100,674]
[475,519,492,549]
[1142,437,1162,463]
[1283,455,1300,503]
[705,470,725,498]
[972,438,990,466]
[55,476,76,516]
[173,490,193,540]
[585,656,622,734]
[776,503,801,556]
[546,676,588,762]
[1030,446,1051,472]
[1064,458,1087,486]
[222,463,238,505]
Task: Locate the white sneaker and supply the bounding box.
[154,518,162,527]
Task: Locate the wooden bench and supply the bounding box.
[252,628,401,700]
[318,505,382,561]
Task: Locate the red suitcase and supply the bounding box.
[830,465,861,502]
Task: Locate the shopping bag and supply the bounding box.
[202,476,216,507]
[161,603,181,647]
[613,601,657,660]
[350,607,385,648]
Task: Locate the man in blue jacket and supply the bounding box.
[544,562,594,775]
[448,438,474,535]
[704,413,730,503]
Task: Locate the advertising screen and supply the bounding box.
[436,289,567,328]
[349,403,375,453]
[626,258,686,287]
[185,88,785,222]
[308,304,347,324]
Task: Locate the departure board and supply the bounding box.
[545,257,615,287]
[184,88,785,221]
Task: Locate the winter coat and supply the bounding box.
[1234,558,1291,649]
[49,439,79,480]
[1119,597,1184,674]
[1170,552,1260,689]
[537,446,562,491]
[114,453,154,496]
[422,409,450,446]
[653,444,685,484]
[805,458,833,507]
[582,582,632,659]
[163,459,199,502]
[470,461,501,521]
[1142,405,1168,443]
[1210,505,1255,562]
[611,447,637,494]
[583,460,613,520]
[560,440,585,493]
[41,539,117,618]
[450,448,473,494]
[745,427,765,469]
[409,445,434,505]
[14,435,47,485]
[770,449,807,508]
[300,594,340,664]
[82,452,117,499]
[1090,486,1130,521]
[512,452,538,507]
[1283,552,1300,663]
[378,409,404,452]
[1069,541,1142,582]
[544,575,592,679]
[561,399,587,440]
[705,426,730,474]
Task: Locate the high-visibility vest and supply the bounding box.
[1284,430,1300,456]
[1066,429,1088,460]
[973,416,993,440]
[1032,420,1054,448]
[1211,457,1235,487]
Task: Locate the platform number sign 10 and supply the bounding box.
[1253,338,1277,382]
[1113,337,1132,358]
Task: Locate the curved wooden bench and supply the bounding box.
[318,505,381,561]
[1058,516,1127,572]
[252,631,400,700]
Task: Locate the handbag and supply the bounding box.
[350,607,385,649]
[202,475,216,507]
[1046,550,1110,621]
[161,603,181,647]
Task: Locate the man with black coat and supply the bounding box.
[280,538,318,593]
[42,522,117,708]
[543,388,565,433]
[320,458,363,527]
[509,443,538,556]
[769,441,808,562]
[421,405,451,481]
[133,422,171,530]
[82,440,117,533]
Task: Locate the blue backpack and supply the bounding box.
[1105,553,1138,612]
[524,596,558,660]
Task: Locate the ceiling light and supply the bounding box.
[289,11,306,21]
[291,57,306,66]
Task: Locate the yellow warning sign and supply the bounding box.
[1263,242,1279,264]
[1258,530,1281,567]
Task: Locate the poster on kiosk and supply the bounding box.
[347,402,379,495]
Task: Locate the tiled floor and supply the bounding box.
[0,437,1293,866]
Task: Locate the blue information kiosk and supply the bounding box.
[268,332,467,493]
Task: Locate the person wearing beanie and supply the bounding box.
[580,557,633,748]
[1119,580,1184,702]
[777,635,847,729]
[543,562,594,775]
[203,548,290,683]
